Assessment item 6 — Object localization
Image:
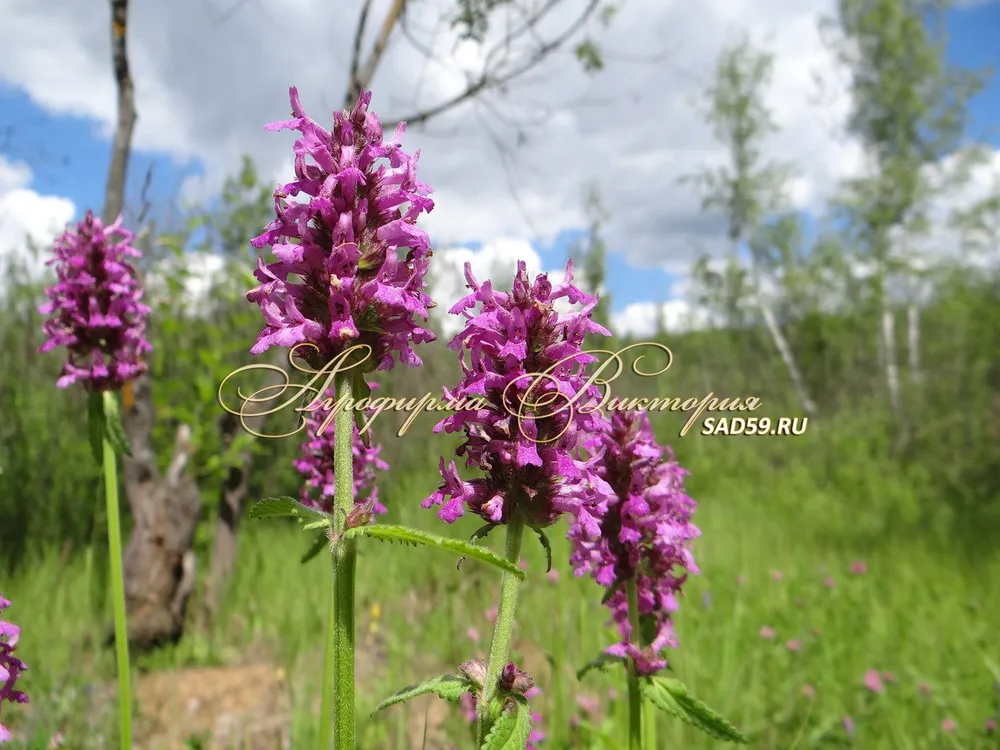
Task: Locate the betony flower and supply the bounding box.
[0,595,28,743]
[941,718,956,733]
[759,626,776,640]
[459,660,545,748]
[863,669,884,694]
[850,560,867,575]
[247,87,435,372]
[568,411,700,676]
[842,716,855,737]
[293,387,388,517]
[422,260,613,531]
[38,211,151,390]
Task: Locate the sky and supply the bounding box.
[1,0,998,337]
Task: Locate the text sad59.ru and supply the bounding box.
[700,416,808,436]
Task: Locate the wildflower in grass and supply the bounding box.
[986,718,996,734]
[850,560,867,575]
[247,86,435,372]
[569,411,700,676]
[786,639,802,653]
[759,626,776,640]
[824,576,835,588]
[247,87,440,750]
[0,595,28,743]
[466,627,480,643]
[842,716,855,737]
[771,569,784,581]
[917,681,932,697]
[881,671,896,684]
[546,569,560,584]
[519,559,529,571]
[801,684,816,699]
[293,390,388,517]
[38,210,151,391]
[941,718,956,733]
[736,575,744,586]
[423,259,612,528]
[38,212,146,750]
[486,606,498,625]
[458,660,545,749]
[576,693,600,716]
[608,688,617,701]
[863,670,884,694]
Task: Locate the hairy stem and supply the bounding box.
[333,370,358,748]
[626,578,642,750]
[102,395,132,750]
[478,511,526,741]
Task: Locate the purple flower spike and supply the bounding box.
[0,595,28,743]
[38,211,151,391]
[422,259,613,530]
[247,86,436,372]
[294,387,389,516]
[568,411,700,676]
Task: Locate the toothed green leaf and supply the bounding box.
[103,390,132,457]
[640,676,748,743]
[371,674,472,714]
[248,497,333,530]
[481,698,532,750]
[343,524,525,579]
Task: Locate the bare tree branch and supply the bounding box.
[385,0,601,130]
[347,0,376,105]
[348,0,410,108]
[102,0,137,224]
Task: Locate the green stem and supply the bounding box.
[329,371,358,748]
[102,427,132,750]
[626,578,642,750]
[318,561,336,750]
[477,512,526,742]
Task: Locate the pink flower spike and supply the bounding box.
[941,718,956,733]
[801,684,816,699]
[985,718,997,734]
[466,627,480,643]
[824,577,836,588]
[786,639,802,652]
[850,560,867,575]
[771,570,784,581]
[759,626,776,640]
[917,681,932,697]
[863,669,884,694]
[546,569,559,584]
[881,671,896,684]
[486,606,498,625]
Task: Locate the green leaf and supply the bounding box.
[481,699,532,750]
[300,531,329,564]
[575,39,604,73]
[342,525,525,579]
[87,392,104,464]
[370,674,472,715]
[102,391,132,457]
[532,527,552,572]
[576,652,625,681]
[600,578,624,605]
[248,497,333,529]
[457,522,497,571]
[640,676,748,744]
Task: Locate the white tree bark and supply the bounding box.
[881,304,901,414]
[758,298,818,417]
[907,303,922,383]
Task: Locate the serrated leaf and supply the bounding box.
[481,700,532,750]
[343,525,525,579]
[640,676,748,744]
[300,531,328,564]
[103,391,132,457]
[248,496,333,530]
[576,652,625,681]
[371,674,472,715]
[533,527,552,572]
[87,392,104,464]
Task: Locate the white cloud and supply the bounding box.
[0,156,76,279]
